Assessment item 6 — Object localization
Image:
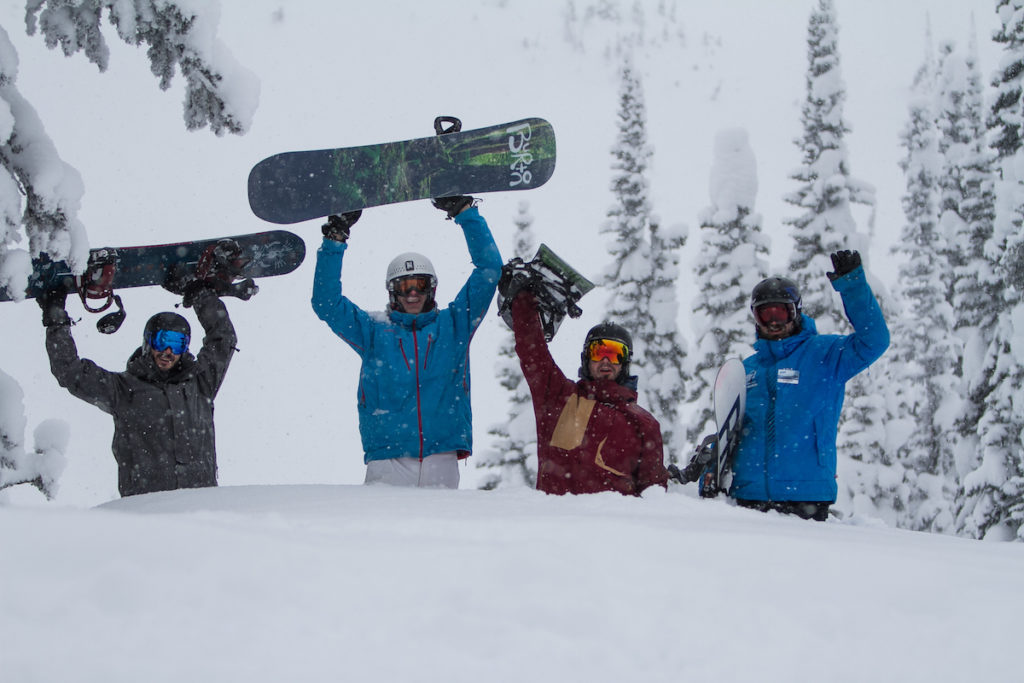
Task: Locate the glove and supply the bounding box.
[37,289,69,327]
[431,195,473,219]
[827,250,861,281]
[182,279,217,308]
[322,210,361,242]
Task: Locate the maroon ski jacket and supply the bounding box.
[511,292,668,495]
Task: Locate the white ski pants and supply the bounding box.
[363,452,460,489]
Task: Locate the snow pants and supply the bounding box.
[364,452,460,489]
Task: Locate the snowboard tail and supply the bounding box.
[248,118,556,224]
[497,243,594,341]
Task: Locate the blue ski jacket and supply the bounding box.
[310,207,501,463]
[731,266,889,503]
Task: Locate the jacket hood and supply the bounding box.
[126,346,197,384]
[753,314,817,362]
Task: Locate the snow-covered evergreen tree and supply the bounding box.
[687,128,767,446]
[0,369,67,501]
[602,52,687,459]
[645,216,688,462]
[26,0,257,135]
[957,0,1024,540]
[478,202,538,489]
[602,55,656,386]
[783,0,875,332]
[888,39,959,533]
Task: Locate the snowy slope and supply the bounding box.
[3,3,1021,678]
[3,485,1023,683]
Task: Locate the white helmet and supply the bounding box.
[385,252,437,286]
[386,252,438,312]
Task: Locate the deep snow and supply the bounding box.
[2,2,1021,680]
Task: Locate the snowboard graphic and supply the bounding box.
[668,358,747,495]
[248,117,557,224]
[707,358,747,496]
[3,230,305,331]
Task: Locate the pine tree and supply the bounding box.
[602,54,654,357]
[885,38,961,532]
[645,217,689,462]
[687,129,768,446]
[957,0,1024,540]
[784,0,875,332]
[477,202,538,489]
[602,53,687,459]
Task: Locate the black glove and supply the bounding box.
[827,250,861,281]
[322,210,361,242]
[182,279,217,308]
[431,195,473,219]
[37,289,69,327]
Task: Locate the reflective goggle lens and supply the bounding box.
[754,303,794,326]
[393,276,433,296]
[146,329,189,354]
[587,339,628,364]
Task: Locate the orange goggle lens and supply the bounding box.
[393,276,433,296]
[587,339,628,364]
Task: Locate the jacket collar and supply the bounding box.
[578,378,638,405]
[753,314,817,361]
[388,306,439,329]
[126,347,197,384]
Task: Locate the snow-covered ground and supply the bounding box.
[3,2,1022,680]
[4,484,1023,682]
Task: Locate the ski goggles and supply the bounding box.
[753,303,796,327]
[390,275,435,296]
[587,338,629,364]
[145,329,190,355]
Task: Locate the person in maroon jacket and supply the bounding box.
[509,290,668,495]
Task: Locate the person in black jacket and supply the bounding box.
[38,277,242,497]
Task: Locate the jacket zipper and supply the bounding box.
[413,324,425,461]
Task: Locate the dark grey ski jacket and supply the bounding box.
[45,291,237,497]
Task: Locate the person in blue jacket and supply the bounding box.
[731,250,889,521]
[310,196,502,488]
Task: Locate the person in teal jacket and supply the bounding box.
[731,250,889,521]
[310,197,501,488]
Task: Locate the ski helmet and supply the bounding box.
[386,252,438,312]
[750,277,802,332]
[143,312,191,352]
[580,322,633,383]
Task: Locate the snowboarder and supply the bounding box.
[505,287,668,495]
[730,250,889,520]
[310,197,502,488]
[38,275,243,498]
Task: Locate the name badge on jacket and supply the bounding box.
[778,368,800,385]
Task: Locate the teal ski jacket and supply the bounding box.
[310,207,501,463]
[731,266,889,503]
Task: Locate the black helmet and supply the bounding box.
[143,312,191,349]
[580,322,633,383]
[751,277,801,311]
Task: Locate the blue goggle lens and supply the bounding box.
[146,329,189,354]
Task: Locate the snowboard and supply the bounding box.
[669,358,747,496]
[247,117,557,224]
[705,358,747,496]
[2,230,305,332]
[496,243,595,341]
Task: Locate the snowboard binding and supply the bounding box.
[496,243,595,341]
[73,248,127,334]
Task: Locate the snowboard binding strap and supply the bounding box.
[75,248,118,313]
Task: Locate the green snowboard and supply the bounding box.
[247,117,556,224]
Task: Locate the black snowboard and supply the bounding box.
[3,230,305,331]
[248,117,556,224]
